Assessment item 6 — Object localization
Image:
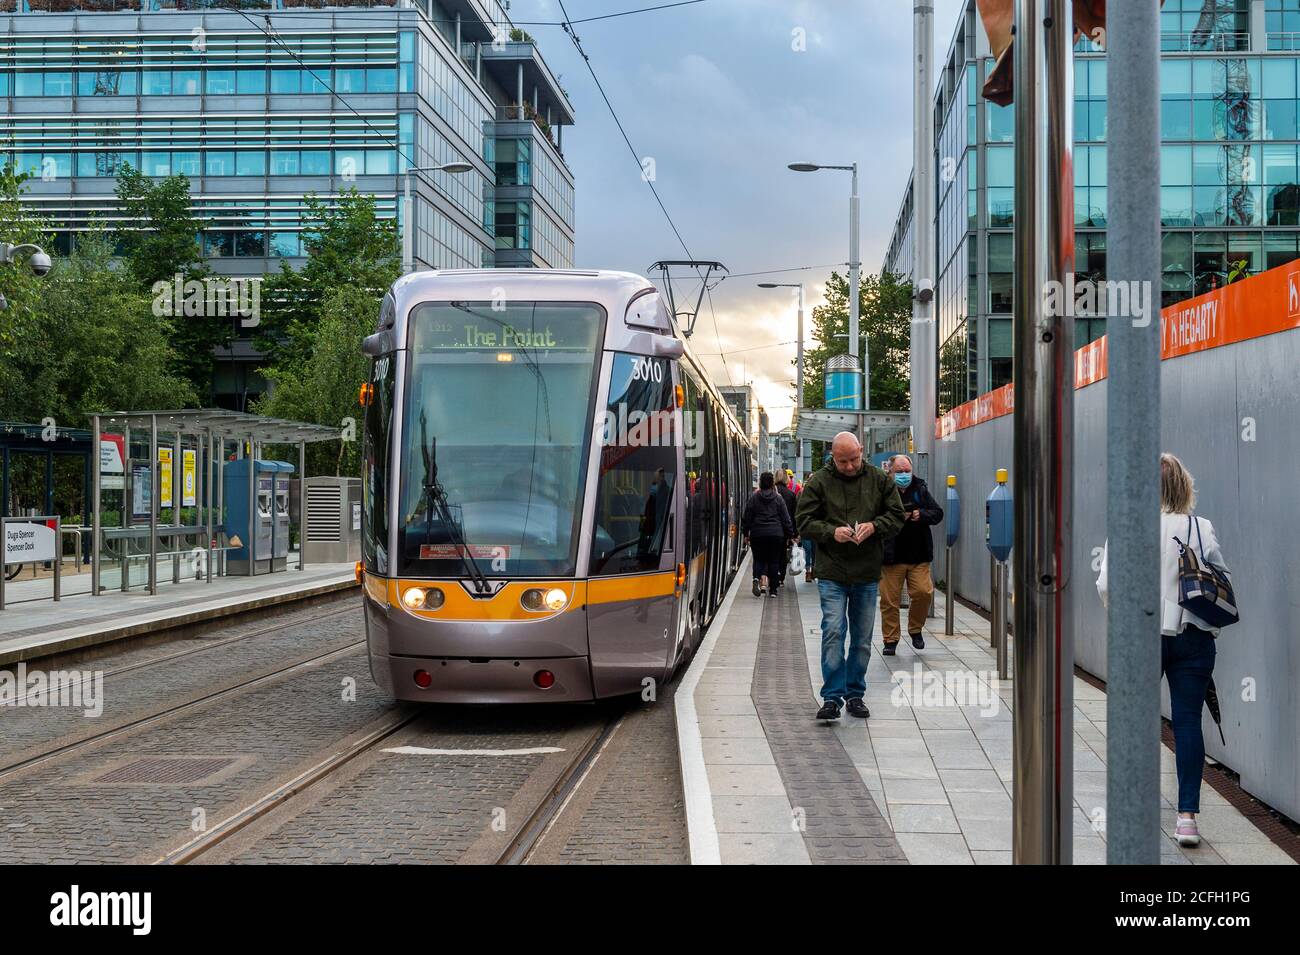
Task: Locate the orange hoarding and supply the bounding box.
[935,259,1300,438]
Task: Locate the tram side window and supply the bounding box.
[362,353,395,574]
[589,353,679,576]
[683,371,708,559]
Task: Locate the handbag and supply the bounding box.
[788,546,805,575]
[1173,515,1239,630]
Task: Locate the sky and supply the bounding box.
[517,0,970,430]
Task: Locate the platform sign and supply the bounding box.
[100,434,125,491]
[182,449,197,507]
[4,520,56,566]
[159,449,173,509]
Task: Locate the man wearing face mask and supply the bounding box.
[880,454,944,655]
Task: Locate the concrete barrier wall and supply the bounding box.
[930,326,1300,821]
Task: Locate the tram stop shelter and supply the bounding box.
[87,409,343,597]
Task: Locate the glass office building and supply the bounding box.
[0,0,575,406]
[885,0,1300,414]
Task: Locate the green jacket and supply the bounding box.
[794,462,905,584]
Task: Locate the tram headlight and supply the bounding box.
[521,587,568,612]
[402,585,444,610]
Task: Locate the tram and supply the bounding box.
[358,270,752,702]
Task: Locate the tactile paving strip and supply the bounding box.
[752,591,909,865]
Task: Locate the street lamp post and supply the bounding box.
[402,162,474,274]
[758,281,805,476]
[788,162,863,436]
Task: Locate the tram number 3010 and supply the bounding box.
[631,357,664,382]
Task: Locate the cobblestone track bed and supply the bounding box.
[0,649,397,864]
[754,592,909,864]
[529,687,689,865]
[214,707,616,864]
[0,599,364,764]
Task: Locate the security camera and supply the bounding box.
[915,278,935,304]
[28,252,52,277]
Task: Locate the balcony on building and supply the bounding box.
[479,37,575,161]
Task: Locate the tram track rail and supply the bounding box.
[160,708,422,865]
[0,639,366,782]
[497,713,625,865]
[7,601,358,703]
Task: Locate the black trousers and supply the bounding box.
[751,536,785,590]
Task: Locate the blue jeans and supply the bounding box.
[801,538,815,571]
[1162,626,1217,813]
[817,579,879,703]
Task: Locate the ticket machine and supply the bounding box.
[224,459,296,574]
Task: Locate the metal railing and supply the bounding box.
[1160,31,1251,52]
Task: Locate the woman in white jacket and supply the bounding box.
[1096,453,1227,848]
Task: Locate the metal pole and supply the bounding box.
[206,430,215,583]
[148,414,158,595]
[912,0,936,486]
[849,163,862,424]
[997,560,1009,681]
[172,432,181,585]
[795,284,805,477]
[53,515,60,601]
[944,543,955,636]
[218,436,226,578]
[990,556,1002,650]
[247,434,255,577]
[1106,0,1162,866]
[121,429,130,594]
[91,414,101,596]
[402,169,412,274]
[1012,0,1075,865]
[298,440,306,571]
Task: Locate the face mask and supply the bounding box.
[894,473,913,488]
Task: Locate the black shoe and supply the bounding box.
[752,579,761,597]
[846,698,870,719]
[769,588,779,599]
[815,700,841,722]
[910,632,926,650]
[882,641,898,656]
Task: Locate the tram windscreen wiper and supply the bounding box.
[419,415,490,594]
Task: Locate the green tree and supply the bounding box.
[256,285,373,477]
[0,164,52,361]
[257,189,400,371]
[801,270,913,413]
[114,165,227,399]
[1,228,196,424]
[114,166,206,286]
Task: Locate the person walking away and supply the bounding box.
[743,471,793,598]
[795,432,905,722]
[800,472,816,582]
[1096,452,1229,848]
[775,470,798,588]
[880,454,944,655]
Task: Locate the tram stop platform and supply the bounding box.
[0,559,358,664]
[676,564,1296,866]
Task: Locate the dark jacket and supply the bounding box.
[742,488,793,540]
[776,484,797,531]
[883,476,944,565]
[794,462,905,583]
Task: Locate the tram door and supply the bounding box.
[586,353,682,696]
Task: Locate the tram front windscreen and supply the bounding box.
[397,301,604,578]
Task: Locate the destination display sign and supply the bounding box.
[411,304,601,352]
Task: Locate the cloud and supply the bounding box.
[531,0,969,428]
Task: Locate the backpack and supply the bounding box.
[1173,515,1239,631]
